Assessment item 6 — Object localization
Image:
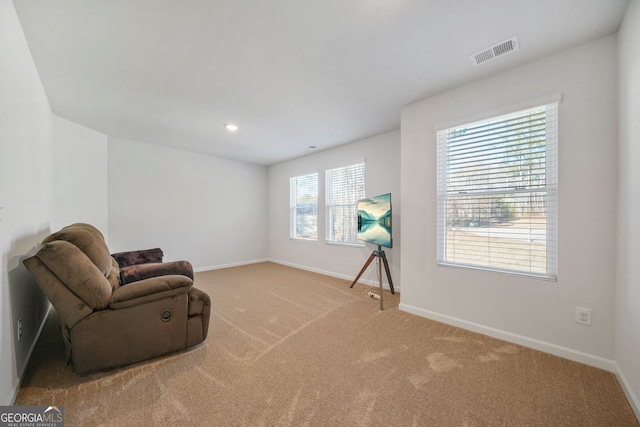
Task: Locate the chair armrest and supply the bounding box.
[109,274,193,309]
[111,248,163,268]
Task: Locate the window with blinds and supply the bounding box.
[325,162,365,245]
[436,103,558,279]
[290,173,318,240]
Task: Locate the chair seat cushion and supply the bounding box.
[119,260,194,285]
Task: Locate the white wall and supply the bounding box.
[52,115,108,232]
[108,137,268,269]
[0,0,52,405]
[267,130,401,288]
[400,35,618,369]
[0,1,109,404]
[616,0,640,418]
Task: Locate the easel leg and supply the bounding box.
[380,252,395,294]
[350,247,394,311]
[378,254,383,310]
[350,253,376,288]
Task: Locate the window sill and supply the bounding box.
[437,261,557,282]
[290,238,318,243]
[325,241,364,248]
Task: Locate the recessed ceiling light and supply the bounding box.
[224,123,239,132]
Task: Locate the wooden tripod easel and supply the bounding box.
[350,245,395,310]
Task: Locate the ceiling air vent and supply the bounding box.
[469,35,519,67]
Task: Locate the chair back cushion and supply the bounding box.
[35,240,112,310]
[23,255,94,329]
[42,223,112,277]
[107,257,121,290]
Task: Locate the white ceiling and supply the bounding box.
[14,0,630,165]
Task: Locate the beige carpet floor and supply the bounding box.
[16,262,639,426]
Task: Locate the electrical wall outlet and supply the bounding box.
[575,307,592,326]
[17,318,23,341]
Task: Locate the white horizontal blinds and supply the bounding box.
[325,162,365,244]
[437,103,558,279]
[290,173,318,240]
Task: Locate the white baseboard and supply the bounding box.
[398,302,616,372]
[193,258,269,273]
[268,258,398,293]
[614,362,640,422]
[7,303,52,405]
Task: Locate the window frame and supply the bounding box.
[436,101,559,280]
[289,172,319,241]
[325,161,366,246]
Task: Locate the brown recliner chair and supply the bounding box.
[23,223,210,374]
